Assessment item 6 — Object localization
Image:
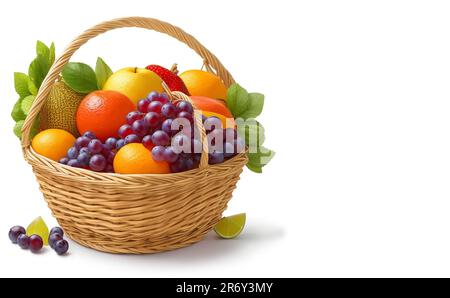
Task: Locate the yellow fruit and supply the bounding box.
[32,129,76,162]
[179,70,228,100]
[114,143,170,174]
[40,82,84,137]
[26,217,49,246]
[103,67,164,105]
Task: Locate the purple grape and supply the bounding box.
[105,137,117,150]
[89,154,106,172]
[154,93,170,104]
[151,146,166,162]
[106,151,116,164]
[177,111,193,123]
[49,233,63,249]
[148,101,163,113]
[137,99,150,113]
[50,227,64,237]
[185,158,195,170]
[126,111,143,125]
[116,139,125,150]
[132,119,149,137]
[152,130,170,146]
[164,147,179,163]
[147,91,159,101]
[8,226,25,243]
[162,119,175,136]
[29,235,43,253]
[161,103,178,118]
[124,134,140,144]
[209,152,224,165]
[191,138,203,154]
[67,159,81,168]
[88,139,103,154]
[75,136,90,149]
[204,117,222,132]
[67,147,78,159]
[54,239,69,255]
[224,142,235,158]
[77,153,90,167]
[142,135,154,149]
[170,158,187,173]
[176,101,194,114]
[207,129,224,147]
[172,134,191,153]
[144,112,161,128]
[223,128,237,142]
[83,131,96,140]
[17,234,30,249]
[59,157,69,165]
[118,124,134,139]
[105,164,114,173]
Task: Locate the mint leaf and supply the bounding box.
[239,93,264,119]
[237,119,265,151]
[11,98,25,122]
[246,163,263,173]
[62,62,98,93]
[227,84,249,118]
[29,54,51,88]
[28,80,38,96]
[95,57,113,89]
[247,147,275,173]
[14,72,31,98]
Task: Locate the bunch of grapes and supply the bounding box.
[59,131,117,173]
[117,91,246,173]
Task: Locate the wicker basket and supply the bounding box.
[20,17,248,254]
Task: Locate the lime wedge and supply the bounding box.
[26,216,49,246]
[214,213,246,239]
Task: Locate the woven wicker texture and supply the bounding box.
[20,17,247,254]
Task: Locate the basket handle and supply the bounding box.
[21,16,235,151]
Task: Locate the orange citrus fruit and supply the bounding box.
[114,143,170,174]
[179,70,228,100]
[190,96,235,128]
[76,90,135,142]
[31,129,76,161]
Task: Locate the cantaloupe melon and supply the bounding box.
[40,82,84,137]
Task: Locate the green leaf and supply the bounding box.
[28,80,38,96]
[28,54,51,88]
[95,57,113,89]
[62,62,98,93]
[21,95,35,115]
[49,42,55,65]
[239,93,264,119]
[237,119,265,150]
[14,72,31,98]
[11,98,26,122]
[36,41,50,59]
[13,120,24,138]
[246,163,263,173]
[227,84,249,118]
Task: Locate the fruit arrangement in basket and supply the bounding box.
[12,42,274,174]
[10,18,274,254]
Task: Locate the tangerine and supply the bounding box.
[76,90,135,142]
[114,143,170,174]
[179,70,228,100]
[31,129,76,161]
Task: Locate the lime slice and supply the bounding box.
[27,216,49,246]
[21,95,35,115]
[214,213,246,239]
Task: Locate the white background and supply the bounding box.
[1,0,450,278]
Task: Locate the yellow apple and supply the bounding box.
[103,67,164,105]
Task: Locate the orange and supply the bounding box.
[179,70,228,100]
[190,96,235,128]
[76,90,135,142]
[32,129,76,161]
[114,143,170,174]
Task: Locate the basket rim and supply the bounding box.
[24,146,248,179]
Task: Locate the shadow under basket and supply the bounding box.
[20,17,248,254]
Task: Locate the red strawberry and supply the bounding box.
[146,64,190,95]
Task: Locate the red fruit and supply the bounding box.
[146,64,190,95]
